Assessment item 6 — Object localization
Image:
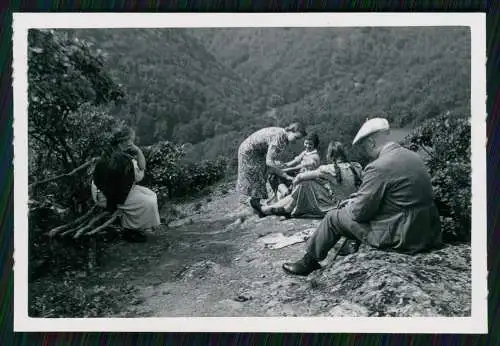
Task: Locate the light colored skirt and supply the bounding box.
[119,185,161,230]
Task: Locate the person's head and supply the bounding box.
[352,118,391,161]
[111,126,135,148]
[285,122,307,142]
[326,141,348,164]
[303,132,319,152]
[327,140,362,187]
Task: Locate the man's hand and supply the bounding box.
[337,198,353,209]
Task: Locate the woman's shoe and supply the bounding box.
[249,198,266,218]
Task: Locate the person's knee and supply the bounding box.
[322,208,349,235]
[325,208,340,221]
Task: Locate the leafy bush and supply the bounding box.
[402,112,471,242]
[143,141,227,205]
[174,158,228,197]
[28,29,126,279]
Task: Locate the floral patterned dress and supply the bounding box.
[237,127,289,203]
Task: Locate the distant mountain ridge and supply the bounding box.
[189,27,470,161]
[71,27,470,162]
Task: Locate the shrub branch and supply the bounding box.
[29,157,98,190]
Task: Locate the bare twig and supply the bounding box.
[72,211,111,238]
[47,205,98,237]
[85,210,121,236]
[29,157,98,190]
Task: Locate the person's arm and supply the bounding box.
[132,145,146,171]
[293,170,322,185]
[348,164,387,223]
[285,151,304,167]
[132,159,145,182]
[294,153,321,171]
[267,160,293,181]
[266,137,293,181]
[293,163,337,185]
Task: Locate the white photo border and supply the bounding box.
[13,12,487,333]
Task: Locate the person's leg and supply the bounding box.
[277,183,290,199]
[283,208,369,276]
[304,209,344,261]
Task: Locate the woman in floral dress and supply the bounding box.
[236,122,307,205]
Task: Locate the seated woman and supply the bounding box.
[251,141,362,219]
[91,127,160,242]
[284,132,321,173]
[267,132,321,202]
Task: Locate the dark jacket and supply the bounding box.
[348,142,442,253]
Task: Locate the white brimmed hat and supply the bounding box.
[352,118,390,145]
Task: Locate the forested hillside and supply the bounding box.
[62,27,471,163]
[188,27,470,161]
[66,29,258,146]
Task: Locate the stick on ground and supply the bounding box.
[72,211,111,238]
[85,211,121,236]
[47,205,98,237]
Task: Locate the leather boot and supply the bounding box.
[282,253,321,276]
[249,198,266,218]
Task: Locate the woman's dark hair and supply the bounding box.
[93,151,135,211]
[111,126,134,147]
[285,122,307,138]
[326,141,362,187]
[304,132,320,149]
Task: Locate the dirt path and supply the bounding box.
[93,181,471,317]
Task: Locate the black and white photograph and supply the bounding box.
[13,13,487,333]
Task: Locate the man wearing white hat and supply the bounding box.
[282,117,442,276]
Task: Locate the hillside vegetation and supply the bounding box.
[66,29,256,145]
[189,27,470,162]
[61,27,470,163]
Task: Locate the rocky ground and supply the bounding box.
[79,180,471,318]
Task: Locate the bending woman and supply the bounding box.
[236,122,307,205]
[251,141,362,219]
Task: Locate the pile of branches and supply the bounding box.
[29,157,120,240]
